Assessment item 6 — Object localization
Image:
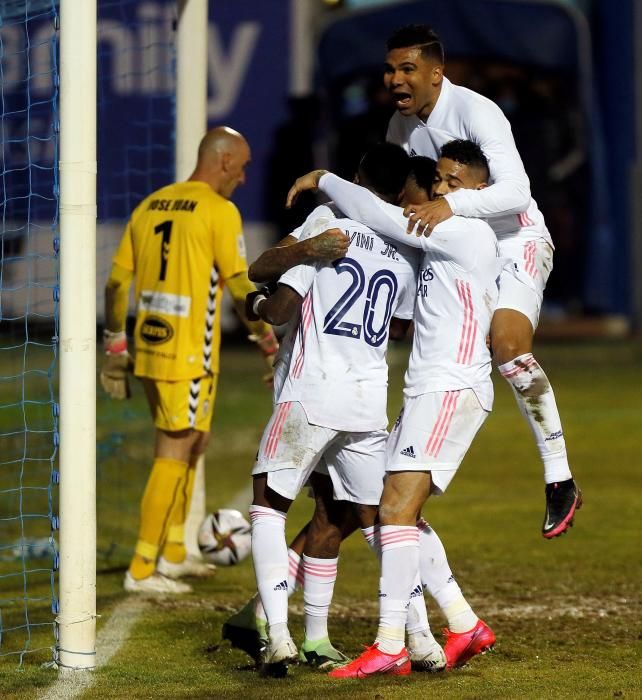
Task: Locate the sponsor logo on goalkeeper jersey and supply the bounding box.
[140,316,174,344]
[139,290,191,318]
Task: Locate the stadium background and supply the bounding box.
[0,0,641,697]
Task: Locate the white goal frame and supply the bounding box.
[56,0,208,671]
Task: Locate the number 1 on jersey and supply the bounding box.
[154,220,173,281]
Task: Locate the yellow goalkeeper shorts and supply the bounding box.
[140,374,218,432]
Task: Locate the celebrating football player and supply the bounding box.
[287,139,501,677]
[382,24,581,537]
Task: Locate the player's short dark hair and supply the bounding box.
[407,156,437,195]
[439,139,490,181]
[358,143,411,203]
[386,24,445,64]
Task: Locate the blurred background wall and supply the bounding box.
[1,0,638,334]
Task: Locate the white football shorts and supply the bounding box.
[253,400,387,505]
[272,358,288,403]
[497,237,554,330]
[386,389,489,494]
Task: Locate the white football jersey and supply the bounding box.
[273,204,342,400]
[319,174,504,409]
[288,203,341,242]
[387,77,552,246]
[277,217,419,431]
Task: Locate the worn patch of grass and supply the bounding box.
[2,341,642,698]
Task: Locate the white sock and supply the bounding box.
[408,628,439,653]
[363,525,434,641]
[406,571,439,652]
[417,518,478,633]
[498,353,573,484]
[249,505,289,631]
[375,525,419,655]
[302,554,338,642]
[361,525,381,559]
[406,571,432,636]
[288,548,304,593]
[254,548,303,623]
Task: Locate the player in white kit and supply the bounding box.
[287,140,501,678]
[248,145,421,676]
[383,25,581,539]
[226,155,487,675]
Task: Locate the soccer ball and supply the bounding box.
[197,509,251,566]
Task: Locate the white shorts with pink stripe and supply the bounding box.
[497,237,554,330]
[386,389,489,494]
[253,400,387,504]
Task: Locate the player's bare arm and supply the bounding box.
[285,169,328,209]
[248,229,349,283]
[249,284,302,327]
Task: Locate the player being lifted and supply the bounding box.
[383,25,581,538]
[288,139,503,678]
[101,127,278,594]
[224,155,492,672]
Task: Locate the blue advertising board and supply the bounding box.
[96,0,290,222]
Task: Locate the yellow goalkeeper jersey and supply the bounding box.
[112,180,248,380]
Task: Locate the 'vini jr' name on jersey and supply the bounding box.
[347,230,402,262]
[147,198,199,213]
[348,230,374,252]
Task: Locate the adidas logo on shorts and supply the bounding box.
[409,584,423,599]
[273,579,288,591]
[400,445,416,458]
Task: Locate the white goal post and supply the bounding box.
[176,0,209,559]
[56,0,209,671]
[57,0,97,672]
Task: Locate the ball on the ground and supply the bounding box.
[197,509,251,566]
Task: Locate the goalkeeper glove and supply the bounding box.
[100,330,134,400]
[248,329,279,386]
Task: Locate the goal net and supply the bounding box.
[0,0,61,666]
[0,0,179,667]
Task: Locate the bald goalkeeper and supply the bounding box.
[102,126,278,595]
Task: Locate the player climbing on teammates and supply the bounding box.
[383,24,582,538]
[101,126,278,595]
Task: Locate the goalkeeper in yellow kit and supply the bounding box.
[101,126,278,594]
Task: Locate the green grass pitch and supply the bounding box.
[1,340,641,698]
